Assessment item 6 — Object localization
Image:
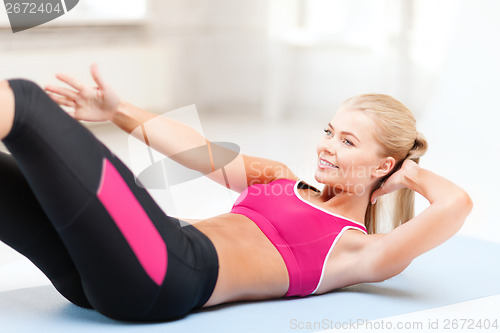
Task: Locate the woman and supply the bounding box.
[0,64,472,322]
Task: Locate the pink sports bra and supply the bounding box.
[229,178,367,297]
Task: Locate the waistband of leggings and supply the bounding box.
[182,224,219,308]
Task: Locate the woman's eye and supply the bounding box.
[343,139,353,146]
[323,129,353,146]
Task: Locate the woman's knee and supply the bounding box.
[2,79,61,143]
[0,80,11,90]
[0,80,16,140]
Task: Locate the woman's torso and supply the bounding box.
[193,179,372,307]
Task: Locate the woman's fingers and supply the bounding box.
[90,63,106,89]
[46,91,76,108]
[45,85,79,101]
[371,184,394,204]
[55,73,85,91]
[370,186,384,204]
[370,173,405,204]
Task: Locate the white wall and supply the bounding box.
[417,0,500,241]
[0,0,426,119]
[0,0,272,115]
[0,45,171,112]
[1,0,499,154]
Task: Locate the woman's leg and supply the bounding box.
[0,151,92,308]
[0,81,14,139]
[0,79,218,321]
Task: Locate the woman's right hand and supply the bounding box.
[370,159,419,204]
[45,63,121,122]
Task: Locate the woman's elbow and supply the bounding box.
[456,190,473,216]
[445,190,473,235]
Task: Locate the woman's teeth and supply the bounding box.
[319,160,338,168]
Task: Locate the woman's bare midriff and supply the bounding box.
[192,212,290,307]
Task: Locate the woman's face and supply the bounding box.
[315,107,394,197]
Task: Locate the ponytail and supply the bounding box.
[364,132,428,233]
[407,132,428,163]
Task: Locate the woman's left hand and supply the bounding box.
[44,63,121,122]
[370,159,419,204]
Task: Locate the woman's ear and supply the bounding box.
[372,156,396,178]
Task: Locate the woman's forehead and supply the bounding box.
[330,108,378,140]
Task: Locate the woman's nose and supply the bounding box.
[322,139,337,155]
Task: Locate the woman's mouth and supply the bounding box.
[318,159,339,169]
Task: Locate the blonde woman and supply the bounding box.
[0,64,472,321]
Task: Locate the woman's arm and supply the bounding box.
[364,160,473,282]
[111,100,210,171]
[46,64,297,192]
[111,101,298,191]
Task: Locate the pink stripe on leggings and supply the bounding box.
[97,158,167,285]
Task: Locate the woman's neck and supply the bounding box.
[318,185,371,225]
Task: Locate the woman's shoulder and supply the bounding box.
[272,166,301,183]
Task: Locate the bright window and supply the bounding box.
[59,0,148,24]
[0,0,148,28]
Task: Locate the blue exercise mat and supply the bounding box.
[1,235,499,332]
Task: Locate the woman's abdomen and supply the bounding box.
[193,212,289,306]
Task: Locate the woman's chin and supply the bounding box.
[314,170,334,184]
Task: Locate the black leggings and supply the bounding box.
[0,79,219,322]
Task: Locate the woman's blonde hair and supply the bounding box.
[341,94,428,234]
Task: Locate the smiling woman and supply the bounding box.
[315,94,429,234]
[0,65,472,322]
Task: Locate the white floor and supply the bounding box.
[0,112,497,332]
[319,294,500,333]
